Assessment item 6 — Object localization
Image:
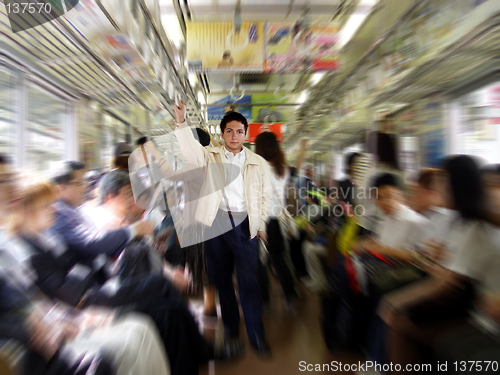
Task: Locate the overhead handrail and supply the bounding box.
[229,86,246,102]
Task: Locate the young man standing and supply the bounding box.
[170,101,271,358]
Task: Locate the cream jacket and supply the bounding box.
[175,122,271,239]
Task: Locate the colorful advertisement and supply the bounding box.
[264,22,340,73]
[93,33,156,81]
[251,94,289,123]
[421,129,446,168]
[247,124,283,143]
[207,95,252,122]
[187,22,265,71]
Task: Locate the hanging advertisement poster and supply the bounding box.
[247,124,283,143]
[264,22,340,73]
[187,22,264,71]
[251,94,289,123]
[418,96,446,168]
[92,33,156,82]
[421,129,446,168]
[207,95,252,122]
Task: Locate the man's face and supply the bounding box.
[222,121,246,154]
[0,163,19,219]
[375,185,400,216]
[60,170,85,207]
[110,184,135,217]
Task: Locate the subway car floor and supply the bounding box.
[193,279,369,375]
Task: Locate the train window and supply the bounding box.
[0,69,16,164]
[455,82,500,163]
[101,116,113,169]
[26,84,66,175]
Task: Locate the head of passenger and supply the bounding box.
[344,152,361,179]
[52,161,86,208]
[220,112,248,155]
[99,170,134,219]
[438,155,486,221]
[366,131,399,170]
[14,182,57,235]
[194,128,211,147]
[372,173,401,217]
[481,164,500,214]
[254,131,286,178]
[112,142,133,172]
[83,170,102,203]
[0,154,19,222]
[406,168,442,213]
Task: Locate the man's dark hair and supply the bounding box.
[99,170,131,205]
[372,173,400,190]
[220,111,248,134]
[194,128,210,147]
[366,131,399,170]
[52,161,86,185]
[84,170,104,202]
[416,168,439,190]
[443,155,486,221]
[0,153,11,164]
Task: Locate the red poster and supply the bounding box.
[247,123,283,143]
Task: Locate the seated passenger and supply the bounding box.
[89,170,191,292]
[355,173,430,263]
[51,161,154,263]
[0,154,169,375]
[405,168,455,243]
[381,155,500,373]
[10,180,214,375]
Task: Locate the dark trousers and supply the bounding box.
[289,231,308,278]
[205,215,264,342]
[266,219,297,300]
[84,274,212,375]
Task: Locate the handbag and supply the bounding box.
[270,173,300,240]
[360,251,426,295]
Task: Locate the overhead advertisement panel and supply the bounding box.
[264,22,340,73]
[247,124,283,143]
[187,22,265,72]
[252,94,289,123]
[207,95,252,121]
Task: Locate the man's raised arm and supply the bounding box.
[173,100,210,167]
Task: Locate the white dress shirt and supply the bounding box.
[219,147,247,212]
[268,164,288,219]
[420,206,457,243]
[377,203,431,250]
[443,219,500,285]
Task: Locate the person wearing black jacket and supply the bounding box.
[51,161,154,263]
[336,152,360,207]
[12,181,216,375]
